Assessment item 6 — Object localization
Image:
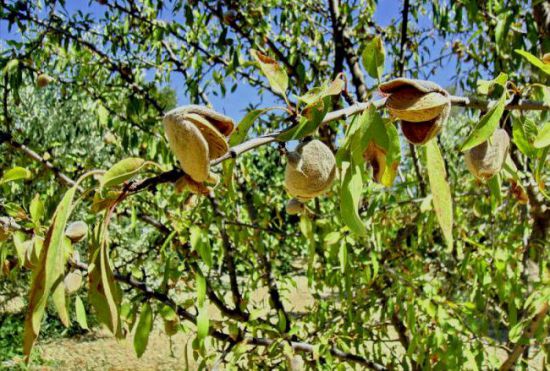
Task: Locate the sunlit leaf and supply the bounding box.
[534,122,550,148]
[23,185,77,361]
[362,36,386,80]
[134,302,153,358]
[190,226,212,268]
[88,222,122,338]
[340,162,366,237]
[425,140,453,249]
[75,295,89,330]
[476,72,508,95]
[0,166,31,185]
[461,92,506,151]
[29,194,44,226]
[515,49,550,75]
[100,158,147,189]
[250,49,288,97]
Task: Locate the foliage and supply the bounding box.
[0,0,549,370]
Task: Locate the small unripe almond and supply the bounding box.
[64,271,83,294]
[464,129,510,180]
[65,221,88,243]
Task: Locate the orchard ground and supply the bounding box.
[2,276,543,370]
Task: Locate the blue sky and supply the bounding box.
[1,0,464,122]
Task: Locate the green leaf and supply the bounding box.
[190,226,212,268]
[515,49,550,76]
[29,194,44,226]
[250,49,288,97]
[512,117,539,158]
[534,122,550,148]
[97,104,109,126]
[340,162,366,236]
[2,59,19,76]
[12,232,27,267]
[361,36,386,80]
[88,222,123,338]
[23,185,77,361]
[476,72,508,95]
[100,158,147,189]
[425,140,453,249]
[0,166,31,185]
[196,303,209,339]
[295,75,345,108]
[195,273,208,339]
[229,108,274,147]
[487,173,502,207]
[461,92,506,151]
[338,242,348,273]
[134,303,153,358]
[75,296,89,330]
[277,96,331,141]
[196,272,206,306]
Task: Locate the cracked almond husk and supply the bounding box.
[380,78,451,145]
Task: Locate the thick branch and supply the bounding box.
[327,0,368,101]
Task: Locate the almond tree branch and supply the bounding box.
[392,2,422,368]
[127,93,549,195]
[238,180,291,332]
[499,302,549,371]
[207,192,246,315]
[327,0,368,102]
[67,259,387,369]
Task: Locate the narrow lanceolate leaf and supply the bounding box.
[88,223,122,338]
[23,186,77,361]
[361,36,386,80]
[461,92,506,151]
[190,226,212,269]
[75,295,89,330]
[250,49,288,97]
[0,166,31,185]
[534,122,550,148]
[229,108,275,147]
[515,49,550,76]
[425,141,453,249]
[100,157,146,189]
[134,302,153,358]
[277,96,331,141]
[196,304,209,339]
[195,273,208,339]
[340,162,366,237]
[29,194,44,226]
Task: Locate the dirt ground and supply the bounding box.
[33,277,315,370]
[2,277,545,370]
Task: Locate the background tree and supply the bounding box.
[0,0,549,369]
